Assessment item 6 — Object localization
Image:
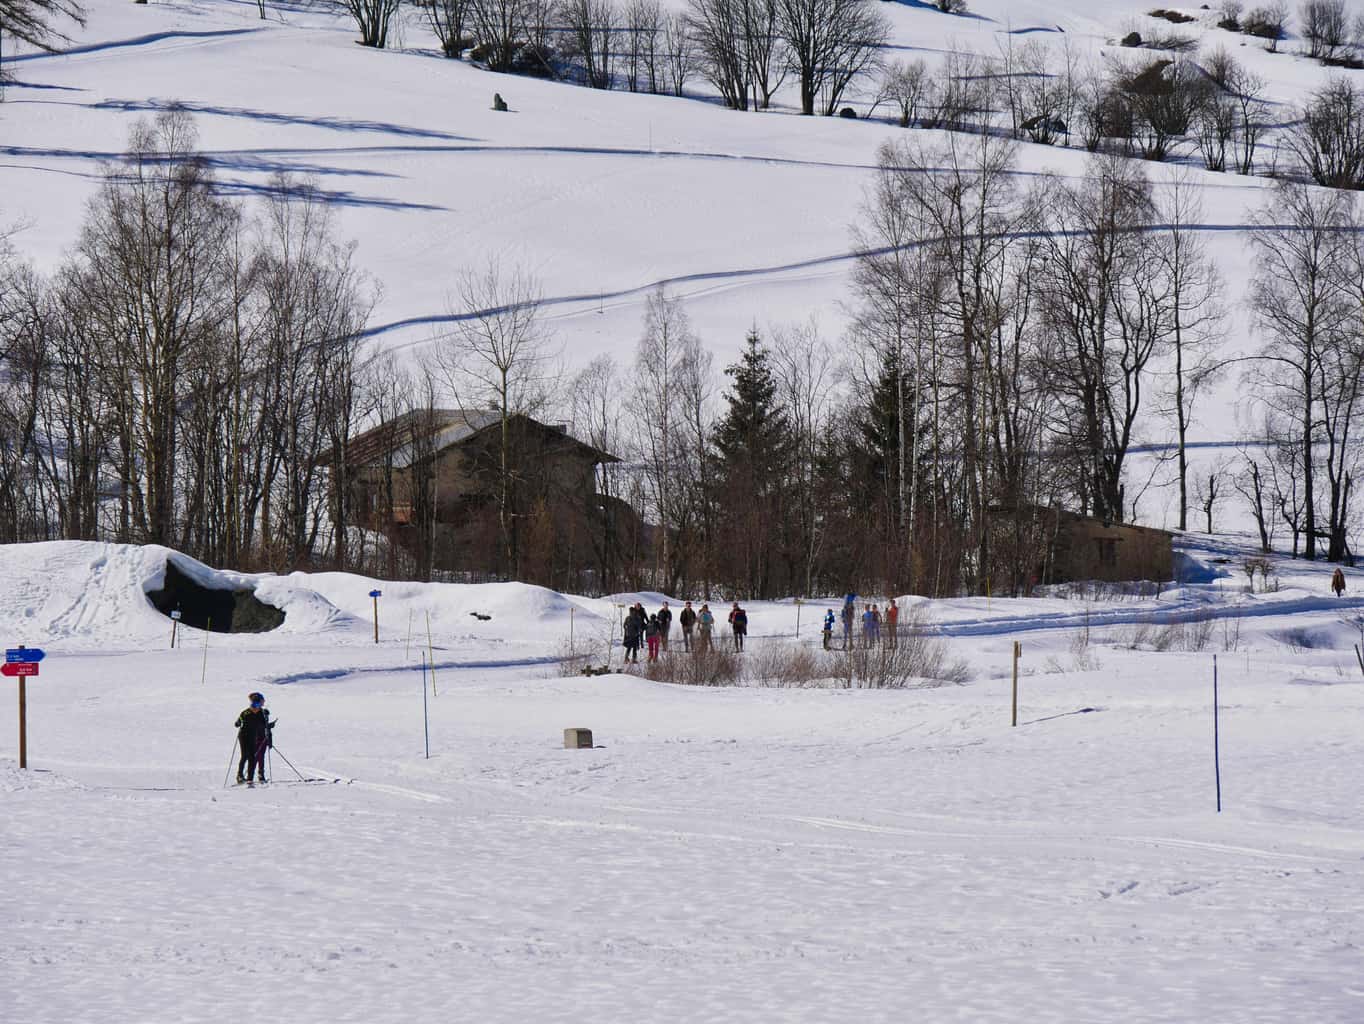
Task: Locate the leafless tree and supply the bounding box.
[1301,0,1350,61]
[623,0,664,91]
[661,11,695,96]
[471,0,530,73]
[1227,64,1269,174]
[432,261,558,576]
[1038,154,1168,523]
[560,0,618,89]
[882,58,933,128]
[1287,77,1364,189]
[776,0,888,116]
[1157,173,1225,532]
[1196,460,1230,534]
[0,0,85,84]
[423,0,474,56]
[338,0,403,48]
[628,287,703,589]
[1232,447,1275,552]
[688,0,751,109]
[72,109,238,547]
[1248,181,1354,561]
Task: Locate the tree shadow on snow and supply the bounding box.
[95,98,479,143]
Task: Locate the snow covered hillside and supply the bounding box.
[3,537,1364,1021]
[0,1,1334,397]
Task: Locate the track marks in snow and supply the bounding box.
[7,28,265,65]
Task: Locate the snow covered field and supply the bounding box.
[7,3,1364,1018]
[3,538,1364,1022]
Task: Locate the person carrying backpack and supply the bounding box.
[646,613,662,662]
[678,601,697,651]
[658,602,673,650]
[234,692,273,785]
[729,603,748,652]
[622,607,643,664]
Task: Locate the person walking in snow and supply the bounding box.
[658,602,673,651]
[886,600,900,648]
[870,604,881,646]
[622,607,643,664]
[729,602,748,652]
[678,601,697,651]
[1332,567,1347,597]
[841,594,856,649]
[646,613,662,662]
[235,692,272,785]
[698,603,715,651]
[861,605,875,646]
[822,609,835,650]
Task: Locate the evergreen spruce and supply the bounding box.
[714,329,791,486]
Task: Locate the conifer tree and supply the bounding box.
[713,329,792,596]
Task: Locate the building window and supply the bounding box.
[1096,537,1117,566]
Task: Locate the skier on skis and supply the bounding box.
[235,691,272,785]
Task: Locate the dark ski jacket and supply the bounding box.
[679,607,697,630]
[235,706,272,747]
[646,617,661,640]
[731,609,748,634]
[658,607,673,629]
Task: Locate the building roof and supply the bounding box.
[332,408,619,470]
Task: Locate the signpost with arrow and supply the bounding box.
[4,646,45,769]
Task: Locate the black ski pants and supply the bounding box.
[238,736,267,782]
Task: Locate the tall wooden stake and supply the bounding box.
[201,619,211,685]
[405,609,413,660]
[1011,640,1021,727]
[1213,654,1222,813]
[373,595,380,645]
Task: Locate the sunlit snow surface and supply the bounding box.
[5,6,1364,1017]
[3,536,1364,1022]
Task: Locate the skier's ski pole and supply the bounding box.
[223,737,239,789]
[268,744,309,782]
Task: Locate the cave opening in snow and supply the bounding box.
[145,560,285,633]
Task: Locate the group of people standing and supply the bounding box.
[620,600,749,662]
[822,595,901,650]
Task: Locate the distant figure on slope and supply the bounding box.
[822,609,835,650]
[841,596,856,649]
[623,607,644,664]
[886,600,900,649]
[657,602,673,650]
[698,604,715,651]
[729,603,748,652]
[862,605,875,646]
[678,601,697,651]
[235,692,272,785]
[646,613,662,662]
[1332,567,1347,597]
